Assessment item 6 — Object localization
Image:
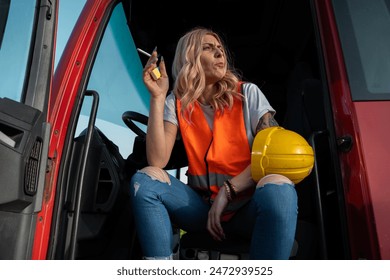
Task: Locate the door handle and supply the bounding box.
[337,135,353,152]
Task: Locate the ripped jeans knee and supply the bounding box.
[129,166,171,199]
[257,174,294,188]
[138,166,171,185]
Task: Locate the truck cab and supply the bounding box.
[1,0,389,260]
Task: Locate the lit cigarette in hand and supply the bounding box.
[137,48,161,80]
[137,48,152,57]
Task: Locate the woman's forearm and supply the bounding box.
[229,165,256,193]
[146,96,168,167]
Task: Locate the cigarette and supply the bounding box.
[137,48,152,57]
[137,48,161,80]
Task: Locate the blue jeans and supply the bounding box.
[129,170,298,260]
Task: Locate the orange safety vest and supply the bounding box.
[176,83,254,220]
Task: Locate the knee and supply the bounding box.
[256,174,293,188]
[129,166,171,199]
[138,166,171,184]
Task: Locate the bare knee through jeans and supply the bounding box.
[138,166,171,185]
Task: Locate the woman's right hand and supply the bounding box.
[207,187,229,241]
[142,49,169,99]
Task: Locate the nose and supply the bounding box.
[215,48,223,57]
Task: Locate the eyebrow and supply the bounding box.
[202,42,222,48]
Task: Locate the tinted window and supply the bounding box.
[55,0,85,68]
[76,3,150,157]
[0,0,36,101]
[332,0,390,101]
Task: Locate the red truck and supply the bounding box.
[0,0,389,260]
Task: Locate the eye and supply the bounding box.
[203,44,212,51]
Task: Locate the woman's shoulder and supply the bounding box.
[165,91,177,109]
[241,81,260,91]
[164,92,178,126]
[166,91,176,102]
[240,82,263,97]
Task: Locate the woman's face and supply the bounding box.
[200,34,227,84]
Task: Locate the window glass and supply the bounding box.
[332,0,390,100]
[55,0,86,68]
[0,0,35,101]
[77,3,150,158]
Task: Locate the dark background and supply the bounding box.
[127,0,318,123]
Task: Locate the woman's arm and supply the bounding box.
[146,115,177,168]
[141,51,177,168]
[229,112,279,192]
[255,111,279,132]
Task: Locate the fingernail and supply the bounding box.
[152,46,157,52]
[160,56,164,62]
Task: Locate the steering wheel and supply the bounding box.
[122,111,148,138]
[122,110,188,170]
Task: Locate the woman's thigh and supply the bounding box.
[224,182,298,239]
[130,169,210,232]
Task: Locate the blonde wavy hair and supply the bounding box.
[172,27,243,120]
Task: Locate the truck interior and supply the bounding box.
[48,0,347,260]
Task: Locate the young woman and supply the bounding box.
[129,27,297,260]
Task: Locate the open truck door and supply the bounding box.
[2,0,390,261]
[0,0,57,259]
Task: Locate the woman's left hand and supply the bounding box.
[207,187,229,241]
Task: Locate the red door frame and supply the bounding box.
[32,0,115,260]
[315,0,380,259]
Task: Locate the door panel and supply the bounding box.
[0,0,57,259]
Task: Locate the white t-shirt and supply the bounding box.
[163,82,275,146]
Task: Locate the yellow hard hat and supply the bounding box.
[251,126,314,184]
